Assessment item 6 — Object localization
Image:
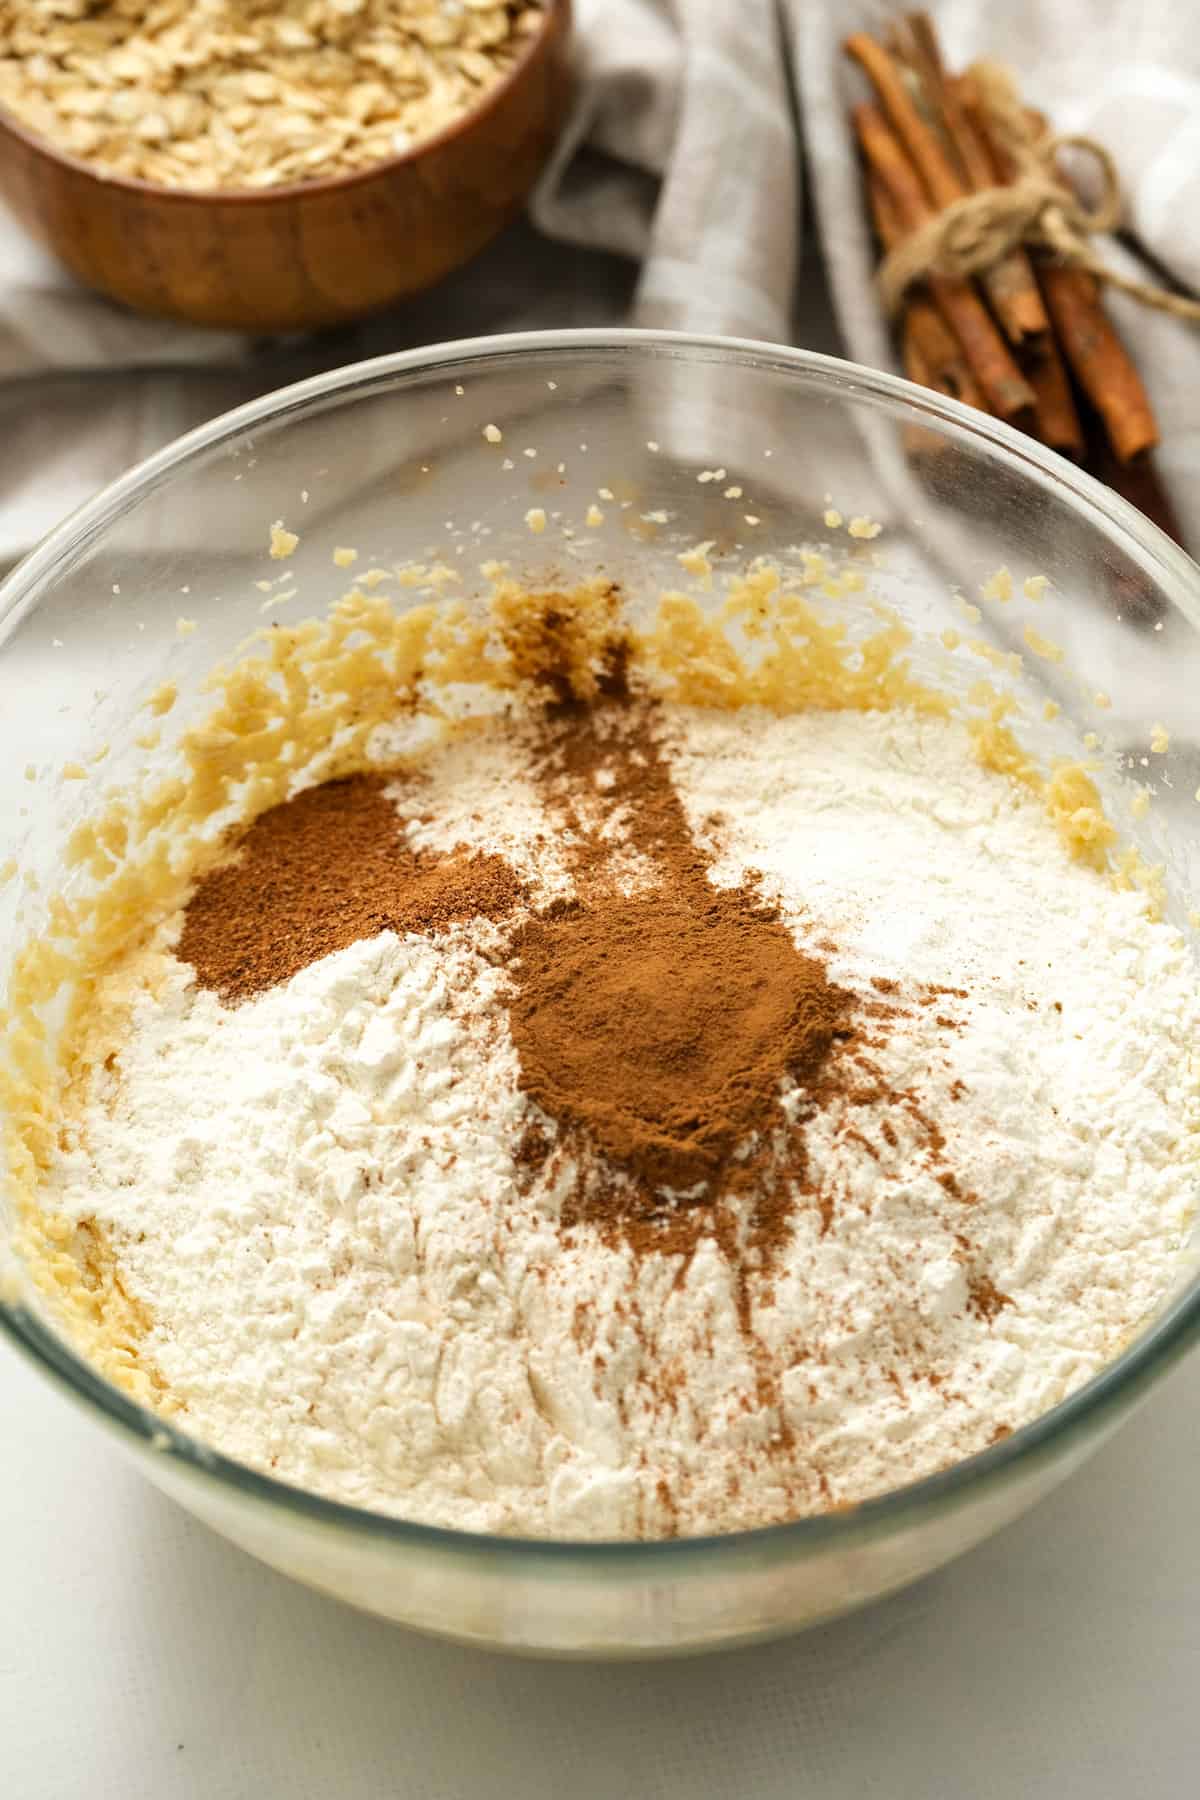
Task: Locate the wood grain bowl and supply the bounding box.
[0,0,572,333]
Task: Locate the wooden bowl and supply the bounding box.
[0,1,572,333]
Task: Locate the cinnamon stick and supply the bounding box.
[868,173,987,410]
[1089,431,1184,551]
[903,18,992,185]
[896,334,953,463]
[946,82,1078,452]
[960,77,1158,462]
[846,32,963,208]
[852,102,1036,421]
[846,28,1047,347]
[906,17,1049,345]
[903,297,989,410]
[864,56,1072,442]
[1037,266,1158,463]
[901,327,933,389]
[1024,337,1086,458]
[1081,399,1181,607]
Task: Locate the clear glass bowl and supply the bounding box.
[2,331,1199,1657]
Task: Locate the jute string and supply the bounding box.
[879,59,1200,323]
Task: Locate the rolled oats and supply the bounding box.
[0,1,545,189]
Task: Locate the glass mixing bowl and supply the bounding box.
[2,332,1199,1657]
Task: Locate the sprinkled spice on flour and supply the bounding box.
[18,581,1200,1540]
[172,613,1043,1399]
[177,669,860,1295]
[504,682,853,1300]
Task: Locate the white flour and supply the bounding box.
[42,707,1200,1537]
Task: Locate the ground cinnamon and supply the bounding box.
[851,101,1036,421]
[179,773,522,1002]
[506,689,852,1252]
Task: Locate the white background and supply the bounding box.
[3,1301,1199,1795]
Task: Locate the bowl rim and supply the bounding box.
[0,0,568,207]
[3,326,1200,1566]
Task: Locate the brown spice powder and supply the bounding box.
[968,1273,1013,1323]
[509,886,844,1194]
[179,773,521,1003]
[505,684,854,1277]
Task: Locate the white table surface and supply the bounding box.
[3,1340,1199,1798]
[3,230,1200,1800]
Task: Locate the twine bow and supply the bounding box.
[879,60,1200,323]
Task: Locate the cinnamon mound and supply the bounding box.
[509,887,844,1196]
[505,679,853,1225]
[179,773,521,1003]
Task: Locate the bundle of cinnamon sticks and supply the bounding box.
[844,15,1183,547]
